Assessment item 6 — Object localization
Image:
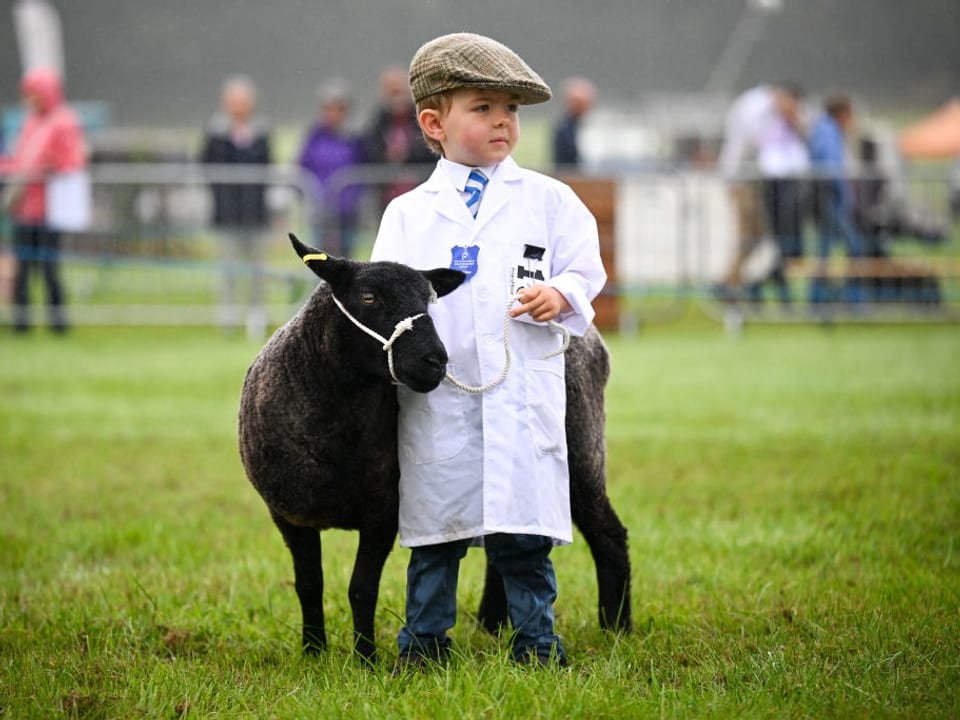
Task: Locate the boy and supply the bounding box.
[371,32,606,669]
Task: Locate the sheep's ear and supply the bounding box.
[421,268,466,299]
[290,233,351,284]
[290,233,326,268]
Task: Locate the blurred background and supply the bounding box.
[1,0,958,336]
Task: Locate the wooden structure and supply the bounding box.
[561,176,619,330]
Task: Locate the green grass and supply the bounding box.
[1,319,958,718]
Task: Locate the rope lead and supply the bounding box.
[327,290,570,393]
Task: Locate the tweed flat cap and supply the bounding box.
[409,32,552,105]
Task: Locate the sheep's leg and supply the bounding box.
[477,559,509,634]
[571,495,632,632]
[348,530,394,665]
[478,508,632,634]
[272,512,327,654]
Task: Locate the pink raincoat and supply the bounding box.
[0,67,87,224]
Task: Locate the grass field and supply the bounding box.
[1,317,958,718]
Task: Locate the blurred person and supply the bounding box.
[715,82,805,300]
[298,79,365,258]
[751,93,810,305]
[362,65,434,208]
[200,75,272,341]
[0,67,87,334]
[852,136,943,304]
[851,137,888,261]
[551,76,596,168]
[808,95,863,305]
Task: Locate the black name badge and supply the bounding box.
[523,244,546,261]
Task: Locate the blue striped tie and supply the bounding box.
[464,169,488,218]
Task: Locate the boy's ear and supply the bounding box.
[418,108,445,144]
[289,233,352,289]
[421,268,466,298]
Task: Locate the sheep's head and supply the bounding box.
[290,234,465,392]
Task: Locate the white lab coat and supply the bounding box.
[371,157,606,547]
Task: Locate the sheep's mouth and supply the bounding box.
[398,359,447,393]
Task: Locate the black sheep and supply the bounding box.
[239,234,630,664]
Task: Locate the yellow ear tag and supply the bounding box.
[302,253,328,264]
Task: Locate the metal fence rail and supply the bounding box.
[607,166,958,327]
[1,162,957,331]
[1,163,321,332]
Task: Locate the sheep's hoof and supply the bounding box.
[598,605,633,633]
[356,651,378,671]
[354,636,377,667]
[477,612,508,636]
[477,566,510,634]
[302,631,327,656]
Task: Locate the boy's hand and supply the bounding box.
[510,285,571,323]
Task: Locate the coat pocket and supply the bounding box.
[525,359,567,457]
[398,367,468,465]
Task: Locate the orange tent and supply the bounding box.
[898,98,960,158]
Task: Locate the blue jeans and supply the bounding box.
[13,224,66,331]
[398,533,565,662]
[809,182,864,304]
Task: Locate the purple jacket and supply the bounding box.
[298,124,365,220]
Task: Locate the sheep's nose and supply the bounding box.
[423,352,447,372]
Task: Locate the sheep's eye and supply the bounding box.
[359,292,377,305]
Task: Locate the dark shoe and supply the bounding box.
[392,649,449,676]
[392,652,427,675]
[392,636,452,676]
[515,648,568,669]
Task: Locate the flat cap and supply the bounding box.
[409,32,552,105]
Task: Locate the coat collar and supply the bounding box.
[423,157,523,230]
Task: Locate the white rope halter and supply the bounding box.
[328,292,427,386]
[328,290,570,394]
[302,251,433,387]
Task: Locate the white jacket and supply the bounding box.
[371,157,606,547]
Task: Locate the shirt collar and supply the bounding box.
[438,157,499,192]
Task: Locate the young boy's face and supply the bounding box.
[421,88,521,166]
